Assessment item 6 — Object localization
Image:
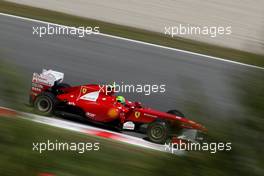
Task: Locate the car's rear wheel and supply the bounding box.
[147,120,170,144]
[34,92,58,116]
[167,109,185,118]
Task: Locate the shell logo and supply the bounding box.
[108,108,118,118]
[135,111,141,118]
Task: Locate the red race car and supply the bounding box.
[30,69,206,144]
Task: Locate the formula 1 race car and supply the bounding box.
[30,69,206,144]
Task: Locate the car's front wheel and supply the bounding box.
[34,92,58,116]
[147,120,170,144]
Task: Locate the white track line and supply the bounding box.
[1,106,183,154]
[0,12,263,70]
[18,112,183,155]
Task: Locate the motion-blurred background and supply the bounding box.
[0,1,263,176]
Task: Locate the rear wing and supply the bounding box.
[32,69,64,87]
[30,69,64,104]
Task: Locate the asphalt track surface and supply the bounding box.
[0,15,263,138]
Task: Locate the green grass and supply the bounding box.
[0,1,263,67]
[0,116,169,176]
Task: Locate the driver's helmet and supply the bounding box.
[116,96,125,105]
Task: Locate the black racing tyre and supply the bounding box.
[167,109,185,118]
[34,92,58,116]
[147,120,170,144]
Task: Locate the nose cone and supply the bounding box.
[187,119,207,132]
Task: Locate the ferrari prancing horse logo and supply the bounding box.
[82,87,87,94]
[135,111,141,118]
